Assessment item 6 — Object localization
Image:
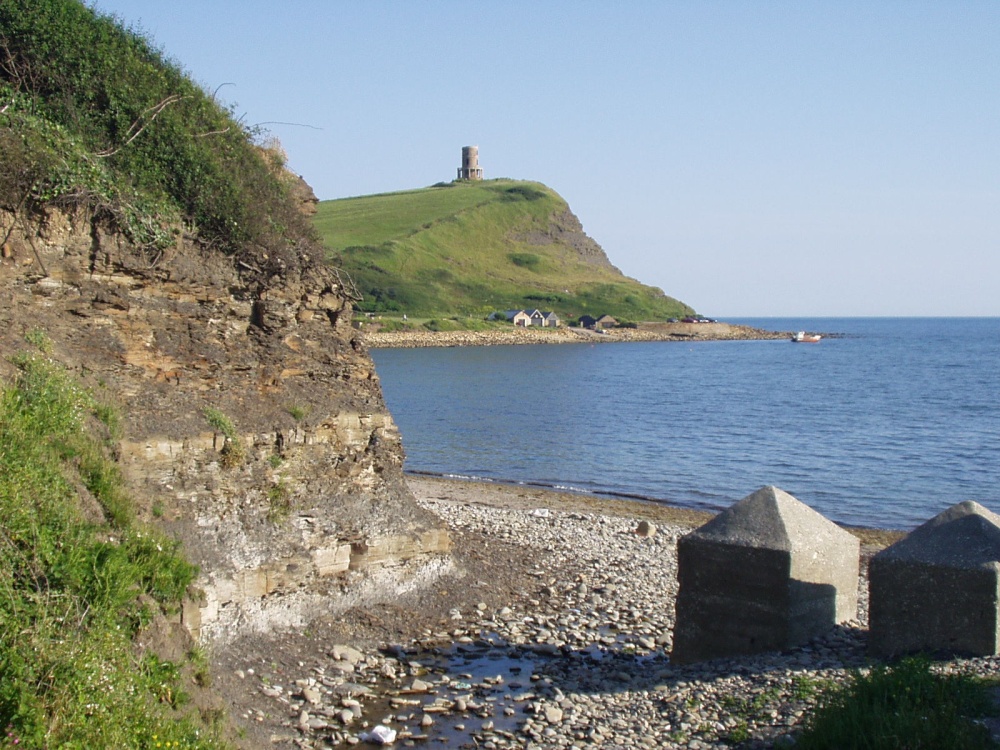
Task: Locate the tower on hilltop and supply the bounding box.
[457,145,484,181]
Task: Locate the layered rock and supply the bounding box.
[512,207,621,271]
[0,204,450,642]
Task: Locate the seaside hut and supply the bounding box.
[504,310,531,327]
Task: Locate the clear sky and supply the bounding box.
[87,1,999,317]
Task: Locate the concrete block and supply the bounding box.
[672,486,859,664]
[869,500,1000,657]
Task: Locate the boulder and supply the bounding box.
[671,486,859,664]
[869,500,1000,657]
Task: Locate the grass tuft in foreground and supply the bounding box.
[795,656,999,749]
[0,344,221,748]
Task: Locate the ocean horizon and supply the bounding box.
[371,317,1000,530]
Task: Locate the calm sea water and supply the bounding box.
[370,318,1000,530]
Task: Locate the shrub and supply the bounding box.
[266,481,292,523]
[796,656,999,749]
[286,405,308,422]
[423,318,463,332]
[501,185,545,201]
[0,0,318,263]
[508,252,540,269]
[203,407,244,469]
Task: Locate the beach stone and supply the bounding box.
[869,501,1000,657]
[672,486,860,664]
[331,644,365,664]
[636,520,657,538]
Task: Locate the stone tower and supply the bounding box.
[457,145,484,181]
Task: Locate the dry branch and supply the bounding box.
[95,94,187,157]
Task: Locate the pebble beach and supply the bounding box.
[362,322,790,349]
[224,477,1000,749]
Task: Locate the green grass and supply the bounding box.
[203,407,245,469]
[316,179,694,322]
[0,343,223,749]
[1,0,316,260]
[796,657,999,749]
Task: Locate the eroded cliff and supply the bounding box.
[0,205,451,643]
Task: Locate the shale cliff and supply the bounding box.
[0,204,450,644]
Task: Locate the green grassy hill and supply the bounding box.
[316,179,694,322]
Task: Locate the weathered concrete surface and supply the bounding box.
[672,486,860,664]
[869,500,1000,657]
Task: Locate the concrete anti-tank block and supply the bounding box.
[672,486,859,665]
[869,500,1000,658]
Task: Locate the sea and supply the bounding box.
[370,318,1000,530]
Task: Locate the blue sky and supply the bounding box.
[87,1,999,316]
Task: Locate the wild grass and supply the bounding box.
[0,0,317,261]
[0,344,222,749]
[316,180,694,322]
[795,656,999,749]
[203,407,245,469]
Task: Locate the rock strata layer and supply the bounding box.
[0,205,451,642]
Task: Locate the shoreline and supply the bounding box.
[363,321,792,348]
[218,474,955,750]
[405,473,905,550]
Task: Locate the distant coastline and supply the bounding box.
[363,321,791,348]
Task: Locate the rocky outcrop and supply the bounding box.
[0,204,450,643]
[511,208,620,271]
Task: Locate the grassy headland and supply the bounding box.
[315,180,694,323]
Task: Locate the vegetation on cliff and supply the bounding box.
[0,0,318,281]
[0,2,329,745]
[315,180,694,322]
[0,334,222,748]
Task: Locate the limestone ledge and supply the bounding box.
[189,528,451,642]
[119,416,453,643]
[118,412,397,463]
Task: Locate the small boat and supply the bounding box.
[791,331,821,343]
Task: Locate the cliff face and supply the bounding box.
[0,205,450,643]
[511,207,622,273]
